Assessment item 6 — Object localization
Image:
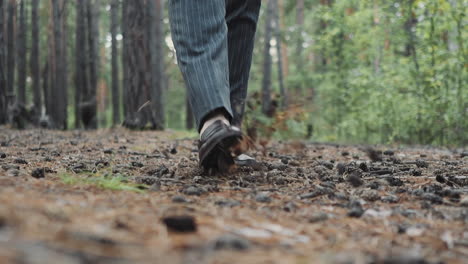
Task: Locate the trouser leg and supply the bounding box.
[169,0,231,131]
[226,0,261,127]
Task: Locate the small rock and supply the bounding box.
[0,152,6,159]
[359,162,369,172]
[308,212,329,223]
[341,151,350,156]
[411,169,422,176]
[347,200,364,218]
[381,195,399,203]
[215,199,240,207]
[183,186,205,196]
[336,163,347,175]
[162,215,197,233]
[348,171,364,187]
[421,193,443,204]
[288,160,300,166]
[348,206,364,218]
[213,235,251,251]
[14,158,28,164]
[415,159,429,168]
[383,150,395,156]
[131,161,144,168]
[460,152,468,158]
[31,168,45,179]
[255,192,272,203]
[385,177,404,187]
[135,176,158,186]
[2,164,19,171]
[283,201,297,212]
[171,195,188,203]
[435,175,446,184]
[367,181,380,190]
[420,201,432,210]
[170,147,177,154]
[320,161,334,170]
[361,190,379,202]
[103,149,113,154]
[8,169,19,177]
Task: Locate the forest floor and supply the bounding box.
[0,128,467,264]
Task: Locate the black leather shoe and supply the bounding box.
[198,120,243,172]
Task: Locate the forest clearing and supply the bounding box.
[0,128,467,264]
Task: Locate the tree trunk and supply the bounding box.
[123,0,152,129]
[295,0,304,63]
[148,0,165,130]
[0,0,6,124]
[278,0,288,78]
[6,0,15,112]
[110,0,120,126]
[51,0,67,129]
[16,0,26,105]
[83,0,98,129]
[121,0,129,121]
[274,0,287,109]
[261,0,274,116]
[31,0,41,122]
[74,0,86,128]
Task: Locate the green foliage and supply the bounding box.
[59,172,145,193]
[286,0,467,146]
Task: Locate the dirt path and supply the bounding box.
[0,128,467,264]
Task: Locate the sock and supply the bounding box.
[200,114,230,138]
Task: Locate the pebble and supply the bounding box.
[255,192,272,203]
[2,164,19,171]
[215,199,241,208]
[162,215,197,233]
[435,175,446,184]
[347,200,364,218]
[0,152,6,159]
[8,169,19,177]
[348,206,364,218]
[361,190,379,202]
[283,201,297,212]
[385,176,404,187]
[171,195,188,203]
[383,150,395,156]
[320,161,334,170]
[336,163,347,175]
[212,235,251,251]
[170,147,177,154]
[31,168,45,179]
[381,195,399,203]
[14,158,28,164]
[416,159,429,168]
[348,172,364,187]
[421,193,443,204]
[103,149,113,154]
[183,186,205,196]
[308,212,329,223]
[131,161,144,168]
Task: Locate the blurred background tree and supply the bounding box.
[0,0,466,146]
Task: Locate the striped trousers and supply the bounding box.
[169,0,261,131]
